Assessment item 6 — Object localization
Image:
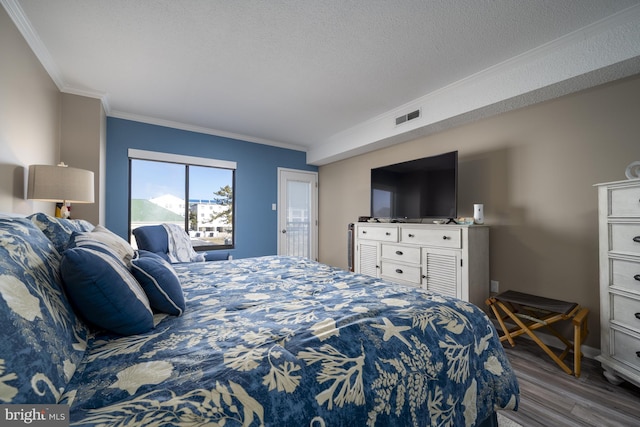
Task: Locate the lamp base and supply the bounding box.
[55,202,71,219]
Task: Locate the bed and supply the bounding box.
[0,214,518,426]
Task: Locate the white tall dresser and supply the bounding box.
[595,178,640,387]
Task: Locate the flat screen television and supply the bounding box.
[370,151,458,220]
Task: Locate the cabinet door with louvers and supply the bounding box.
[356,241,380,278]
[422,248,462,298]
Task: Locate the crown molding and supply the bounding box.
[1,0,64,89]
[108,111,308,153]
[61,87,111,114]
[2,0,300,152]
[2,0,112,113]
[6,0,639,164]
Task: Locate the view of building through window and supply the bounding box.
[129,158,234,250]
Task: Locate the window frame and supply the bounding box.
[128,149,237,252]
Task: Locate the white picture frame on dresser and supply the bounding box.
[595,178,640,388]
[354,222,489,309]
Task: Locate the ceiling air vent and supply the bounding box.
[395,109,420,126]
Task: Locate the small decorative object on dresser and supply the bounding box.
[625,161,640,180]
[594,178,640,387]
[474,203,485,224]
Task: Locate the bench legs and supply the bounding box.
[486,296,589,378]
[572,307,589,378]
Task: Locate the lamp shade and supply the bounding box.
[28,163,95,203]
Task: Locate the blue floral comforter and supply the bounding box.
[62,255,518,426]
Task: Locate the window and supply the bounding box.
[128,149,236,251]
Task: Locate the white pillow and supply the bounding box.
[69,224,135,266]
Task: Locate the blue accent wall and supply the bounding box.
[106,117,316,259]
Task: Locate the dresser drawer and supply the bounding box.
[611,258,640,295]
[381,244,421,264]
[611,329,640,372]
[400,227,461,248]
[380,260,421,285]
[358,226,398,242]
[610,224,640,256]
[611,186,640,217]
[612,293,640,333]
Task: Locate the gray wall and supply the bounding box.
[60,93,106,225]
[0,7,104,224]
[318,74,640,348]
[0,6,59,215]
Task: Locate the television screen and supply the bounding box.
[371,151,457,220]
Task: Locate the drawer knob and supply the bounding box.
[395,268,403,274]
[395,250,403,256]
[385,232,391,236]
[442,236,450,240]
[635,274,640,282]
[362,230,367,234]
[637,351,640,358]
[636,313,640,320]
[408,233,415,238]
[634,236,640,243]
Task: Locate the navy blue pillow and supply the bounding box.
[131,251,186,316]
[61,247,154,335]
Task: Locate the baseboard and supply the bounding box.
[581,343,599,360]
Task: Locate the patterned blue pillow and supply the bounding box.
[60,247,154,335]
[28,212,94,254]
[131,251,186,316]
[0,217,89,404]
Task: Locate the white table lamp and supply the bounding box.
[28,163,95,218]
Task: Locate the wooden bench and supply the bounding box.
[486,290,589,377]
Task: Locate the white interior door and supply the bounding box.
[278,168,318,260]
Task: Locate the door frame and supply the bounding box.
[277,168,318,260]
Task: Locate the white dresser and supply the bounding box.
[354,222,489,309]
[595,178,640,387]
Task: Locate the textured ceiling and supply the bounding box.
[6,0,640,164]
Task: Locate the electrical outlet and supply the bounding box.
[490,280,499,293]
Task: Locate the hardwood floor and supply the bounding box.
[497,339,640,427]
